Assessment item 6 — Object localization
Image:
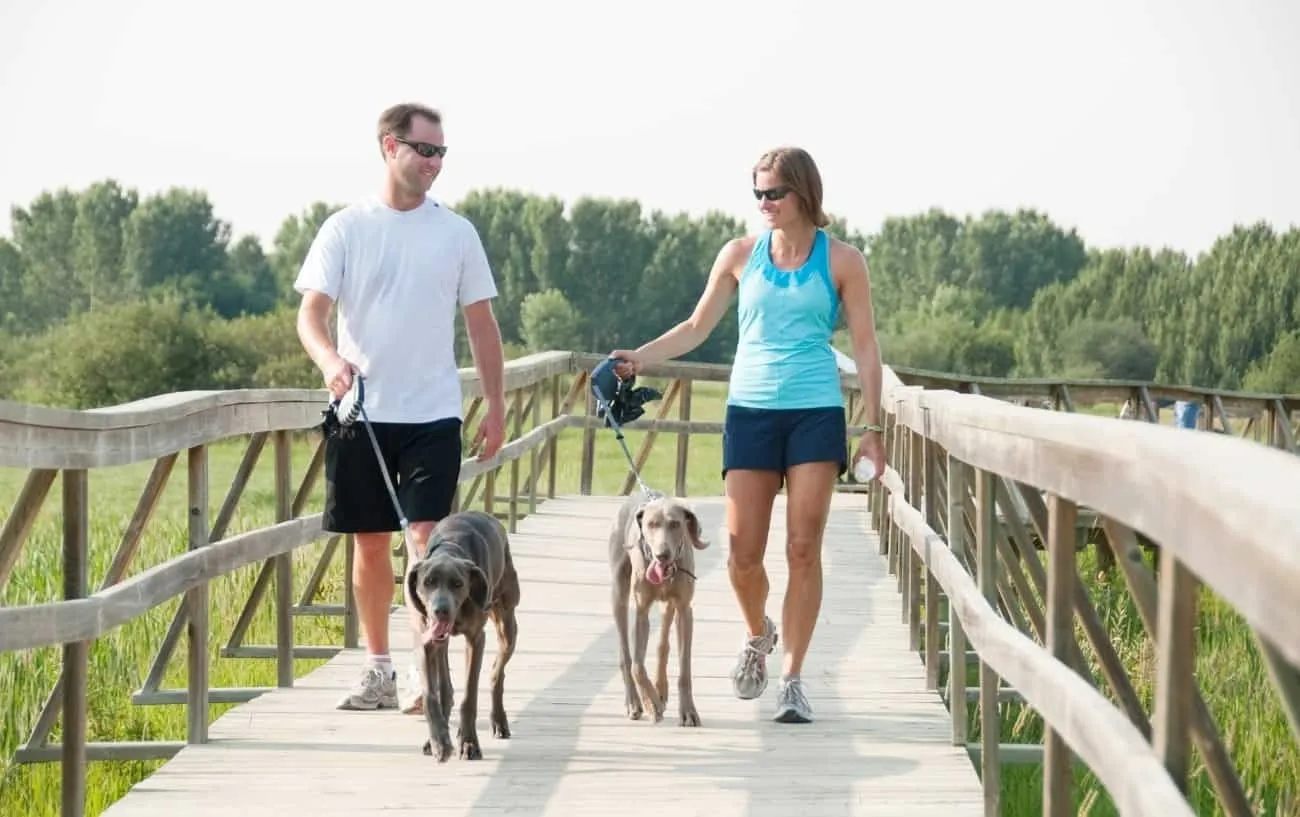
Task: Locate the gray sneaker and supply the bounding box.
[773,676,814,724]
[401,660,425,715]
[730,615,778,700]
[336,664,398,711]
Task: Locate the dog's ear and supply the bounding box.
[684,507,709,550]
[405,562,428,620]
[635,505,646,529]
[463,560,490,610]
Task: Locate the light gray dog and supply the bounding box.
[403,510,520,763]
[608,492,709,726]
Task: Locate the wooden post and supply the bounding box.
[1043,492,1076,817]
[273,430,294,688]
[61,468,89,817]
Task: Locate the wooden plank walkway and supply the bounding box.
[100,493,982,816]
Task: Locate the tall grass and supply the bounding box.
[1,376,1294,815]
[966,547,1300,817]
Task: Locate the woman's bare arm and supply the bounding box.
[834,241,884,429]
[611,237,749,370]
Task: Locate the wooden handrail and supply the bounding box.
[1,348,1296,817]
[0,350,574,469]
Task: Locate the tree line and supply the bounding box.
[1,179,1297,409]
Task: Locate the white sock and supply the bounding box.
[367,653,393,675]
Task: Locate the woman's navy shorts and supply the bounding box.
[721,404,849,478]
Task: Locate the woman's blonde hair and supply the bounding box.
[752,146,829,228]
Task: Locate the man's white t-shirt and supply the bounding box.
[294,196,498,424]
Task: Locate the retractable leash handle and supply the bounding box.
[589,357,626,433]
[589,357,655,496]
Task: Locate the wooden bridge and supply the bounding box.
[1,350,1298,816]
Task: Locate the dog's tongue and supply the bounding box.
[646,560,666,585]
[423,619,454,644]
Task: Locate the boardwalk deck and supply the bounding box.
[100,493,982,817]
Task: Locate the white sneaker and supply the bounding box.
[730,615,778,700]
[336,664,398,711]
[400,660,425,714]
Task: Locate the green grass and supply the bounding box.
[1,375,1295,815]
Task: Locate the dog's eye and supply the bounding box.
[450,578,462,589]
[669,520,680,529]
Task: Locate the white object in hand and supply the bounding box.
[853,458,877,482]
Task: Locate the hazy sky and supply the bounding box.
[2,0,1297,258]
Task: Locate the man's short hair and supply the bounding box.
[377,103,442,155]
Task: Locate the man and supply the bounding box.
[295,102,507,713]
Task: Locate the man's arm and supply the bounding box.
[463,299,506,409]
[458,222,505,458]
[293,216,351,397]
[297,291,339,371]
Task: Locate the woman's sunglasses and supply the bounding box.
[753,186,791,202]
[394,136,449,158]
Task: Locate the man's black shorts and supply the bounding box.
[323,417,462,534]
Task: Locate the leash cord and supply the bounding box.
[333,375,416,560]
[592,380,655,497]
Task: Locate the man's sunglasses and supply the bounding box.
[394,136,449,158]
[753,186,791,202]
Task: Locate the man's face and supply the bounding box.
[386,115,445,193]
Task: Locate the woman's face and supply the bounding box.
[753,169,800,229]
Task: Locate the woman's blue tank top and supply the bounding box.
[727,229,844,410]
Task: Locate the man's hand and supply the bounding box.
[472,400,506,462]
[322,355,356,401]
[852,429,887,483]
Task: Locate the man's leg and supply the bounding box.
[393,417,464,714]
[325,424,404,711]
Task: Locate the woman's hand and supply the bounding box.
[852,429,887,483]
[608,350,646,379]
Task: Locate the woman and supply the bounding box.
[610,146,886,724]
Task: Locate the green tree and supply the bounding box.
[1243,330,1300,394]
[519,288,584,353]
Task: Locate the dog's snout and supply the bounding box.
[655,553,672,564]
[432,597,453,620]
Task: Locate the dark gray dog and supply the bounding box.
[403,510,520,762]
[608,492,709,726]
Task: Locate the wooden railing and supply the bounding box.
[868,364,1300,816]
[1,350,1297,817]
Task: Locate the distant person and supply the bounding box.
[1173,399,1201,429]
[294,102,507,714]
[610,146,887,724]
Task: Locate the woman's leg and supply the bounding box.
[724,468,782,698]
[720,404,785,699]
[780,460,839,679]
[771,407,846,723]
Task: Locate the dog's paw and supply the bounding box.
[640,692,664,723]
[424,736,453,763]
[458,737,483,761]
[491,712,511,739]
[625,691,643,720]
[678,705,701,727]
[655,677,669,707]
